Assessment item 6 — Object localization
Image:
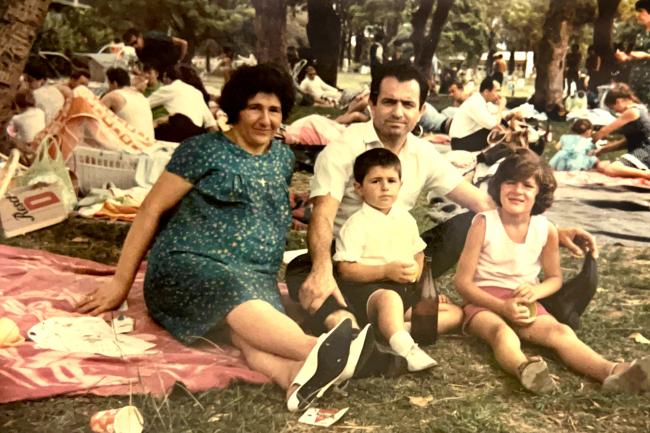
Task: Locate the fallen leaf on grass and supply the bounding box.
[628,332,650,345]
[408,395,433,407]
[71,236,89,243]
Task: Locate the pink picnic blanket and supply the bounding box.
[0,245,268,404]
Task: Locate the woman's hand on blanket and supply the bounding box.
[385,261,419,284]
[557,227,599,259]
[512,283,537,304]
[77,279,129,315]
[501,297,535,326]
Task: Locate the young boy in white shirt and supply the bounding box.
[333,148,463,372]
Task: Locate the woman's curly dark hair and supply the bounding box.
[219,64,295,124]
[487,148,556,215]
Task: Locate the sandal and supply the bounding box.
[602,356,650,394]
[517,356,554,394]
[286,318,353,412]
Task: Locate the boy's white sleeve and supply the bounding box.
[408,215,427,256]
[333,216,365,263]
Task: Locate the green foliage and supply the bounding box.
[35,1,256,57]
[36,8,114,53]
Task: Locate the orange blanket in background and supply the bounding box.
[32,86,157,162]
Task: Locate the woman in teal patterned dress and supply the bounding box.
[78,65,372,411]
[616,1,650,105]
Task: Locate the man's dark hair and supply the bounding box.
[106,67,130,87]
[635,1,650,12]
[369,61,429,108]
[487,148,556,215]
[353,148,402,183]
[122,28,141,44]
[447,79,464,91]
[479,77,498,93]
[220,64,295,124]
[571,118,593,135]
[70,69,90,80]
[24,63,48,81]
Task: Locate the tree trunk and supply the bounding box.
[251,0,288,70]
[410,0,435,61]
[593,0,622,83]
[306,0,340,86]
[532,0,575,115]
[416,0,454,77]
[0,0,52,154]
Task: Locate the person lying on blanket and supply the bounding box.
[77,64,375,412]
[592,83,650,181]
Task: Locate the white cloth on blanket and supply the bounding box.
[566,108,616,126]
[77,185,149,217]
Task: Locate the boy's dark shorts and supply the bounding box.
[338,280,417,325]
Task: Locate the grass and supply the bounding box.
[1,86,649,432]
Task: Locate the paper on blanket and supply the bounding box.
[298,407,348,427]
[28,316,156,357]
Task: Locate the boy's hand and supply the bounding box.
[501,297,535,326]
[512,283,537,303]
[385,261,419,284]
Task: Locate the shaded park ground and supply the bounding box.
[1,102,649,431]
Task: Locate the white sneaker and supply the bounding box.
[404,344,437,372]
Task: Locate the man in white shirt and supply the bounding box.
[449,77,505,152]
[101,67,155,138]
[148,64,216,142]
[286,62,598,338]
[299,65,341,105]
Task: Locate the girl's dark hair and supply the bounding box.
[571,118,593,134]
[220,64,295,123]
[604,83,640,106]
[353,148,401,183]
[487,148,556,215]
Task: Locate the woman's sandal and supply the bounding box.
[602,356,650,393]
[286,318,353,412]
[517,356,554,394]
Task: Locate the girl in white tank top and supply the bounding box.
[455,148,650,395]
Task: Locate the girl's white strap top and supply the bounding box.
[473,209,549,290]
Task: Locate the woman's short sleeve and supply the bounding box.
[165,135,211,183]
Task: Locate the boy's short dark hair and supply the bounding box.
[24,63,48,81]
[106,67,130,87]
[571,118,593,135]
[353,148,401,183]
[14,90,35,109]
[370,61,429,108]
[220,64,295,123]
[635,1,650,12]
[487,148,556,215]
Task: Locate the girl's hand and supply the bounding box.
[512,283,537,303]
[438,294,450,304]
[386,261,419,283]
[501,297,535,326]
[77,279,130,316]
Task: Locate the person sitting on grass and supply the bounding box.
[549,118,597,172]
[455,148,649,394]
[592,83,650,180]
[77,64,374,412]
[334,148,464,372]
[299,65,341,107]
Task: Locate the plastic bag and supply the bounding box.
[13,136,77,212]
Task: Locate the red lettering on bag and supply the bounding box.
[24,191,60,211]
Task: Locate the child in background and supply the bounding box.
[455,148,649,393]
[8,90,46,144]
[333,148,464,372]
[549,118,598,171]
